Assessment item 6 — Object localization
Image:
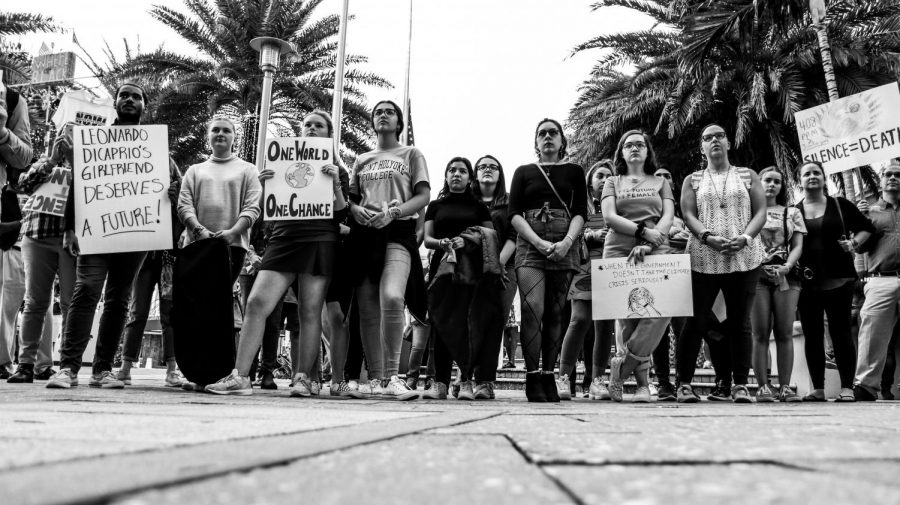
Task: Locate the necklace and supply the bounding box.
[706,166,731,209]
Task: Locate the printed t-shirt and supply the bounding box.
[600,175,673,257]
[52,90,114,127]
[350,145,429,219]
[759,205,806,264]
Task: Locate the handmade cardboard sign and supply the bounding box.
[73,125,173,254]
[262,136,333,221]
[591,254,693,320]
[22,166,71,217]
[795,83,900,175]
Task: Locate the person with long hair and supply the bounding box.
[423,157,496,400]
[677,123,766,403]
[347,100,429,400]
[508,118,586,402]
[205,111,346,396]
[470,154,516,398]
[558,160,615,400]
[751,166,805,402]
[794,160,873,402]
[601,131,675,402]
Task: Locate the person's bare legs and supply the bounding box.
[235,271,295,375]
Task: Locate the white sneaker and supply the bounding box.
[649,383,659,397]
[359,378,383,397]
[632,385,652,403]
[165,371,185,388]
[290,373,313,397]
[89,371,125,389]
[384,375,419,401]
[457,380,475,401]
[204,371,251,395]
[589,376,610,400]
[557,374,572,401]
[46,368,79,389]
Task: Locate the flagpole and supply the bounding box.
[331,0,350,157]
[400,0,413,146]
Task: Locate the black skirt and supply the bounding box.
[259,237,335,277]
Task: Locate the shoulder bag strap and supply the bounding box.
[782,207,789,250]
[534,163,571,219]
[830,196,847,238]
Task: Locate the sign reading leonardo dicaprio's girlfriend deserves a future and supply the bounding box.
[591,254,694,320]
[263,136,334,221]
[73,125,173,254]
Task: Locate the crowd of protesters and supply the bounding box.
[1,80,899,404]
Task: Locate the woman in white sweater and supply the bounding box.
[177,117,262,282]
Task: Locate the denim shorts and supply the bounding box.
[515,207,580,272]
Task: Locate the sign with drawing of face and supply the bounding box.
[262,136,334,221]
[591,254,694,320]
[794,83,900,175]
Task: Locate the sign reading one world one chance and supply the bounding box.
[591,254,693,320]
[73,125,173,255]
[795,82,900,175]
[263,136,334,221]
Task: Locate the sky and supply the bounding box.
[14,0,654,194]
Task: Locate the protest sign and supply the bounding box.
[22,166,71,217]
[795,83,900,175]
[262,136,334,221]
[591,254,693,320]
[73,125,173,254]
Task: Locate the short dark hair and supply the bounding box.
[114,82,149,105]
[613,129,659,175]
[438,157,475,199]
[471,154,508,208]
[759,165,790,206]
[371,100,404,140]
[534,118,567,160]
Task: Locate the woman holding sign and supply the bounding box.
[794,160,873,402]
[347,100,430,401]
[205,111,348,396]
[508,118,586,402]
[600,131,675,403]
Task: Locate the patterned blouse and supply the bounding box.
[686,166,764,274]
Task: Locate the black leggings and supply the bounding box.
[798,281,856,389]
[517,266,573,372]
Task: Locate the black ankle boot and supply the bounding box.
[7,364,34,383]
[259,371,277,390]
[541,372,560,402]
[525,372,547,402]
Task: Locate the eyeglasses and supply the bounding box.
[476,164,499,172]
[623,142,646,151]
[537,128,560,138]
[701,132,727,142]
[373,108,397,117]
[883,171,900,179]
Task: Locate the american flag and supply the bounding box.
[405,99,415,146]
[38,42,50,56]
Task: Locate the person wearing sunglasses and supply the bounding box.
[601,131,675,402]
[677,123,766,403]
[508,118,586,402]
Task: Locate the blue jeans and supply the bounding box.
[58,251,147,374]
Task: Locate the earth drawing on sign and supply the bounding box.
[285,162,315,189]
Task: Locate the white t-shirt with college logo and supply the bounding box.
[350,145,429,219]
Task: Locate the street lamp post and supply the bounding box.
[250,36,295,176]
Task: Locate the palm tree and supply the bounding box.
[114,0,390,162]
[568,0,900,193]
[0,11,59,84]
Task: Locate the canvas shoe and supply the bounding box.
[589,377,611,400]
[457,380,475,401]
[114,368,132,385]
[331,380,365,398]
[47,368,79,389]
[205,371,251,395]
[359,378,383,397]
[384,375,419,401]
[556,374,572,401]
[290,373,313,397]
[421,379,448,400]
[90,371,125,389]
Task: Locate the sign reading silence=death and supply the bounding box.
[263,136,334,221]
[72,125,173,255]
[590,254,693,320]
[795,82,900,175]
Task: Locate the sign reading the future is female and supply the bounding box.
[73,125,173,254]
[263,136,334,221]
[591,254,693,320]
[795,83,900,175]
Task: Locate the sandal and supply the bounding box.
[834,388,856,402]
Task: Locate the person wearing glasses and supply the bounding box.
[346,100,429,401]
[559,160,614,400]
[853,159,900,401]
[676,124,766,403]
[508,118,586,402]
[794,160,873,402]
[601,131,675,403]
[471,154,517,399]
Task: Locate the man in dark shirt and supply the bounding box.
[853,159,900,401]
